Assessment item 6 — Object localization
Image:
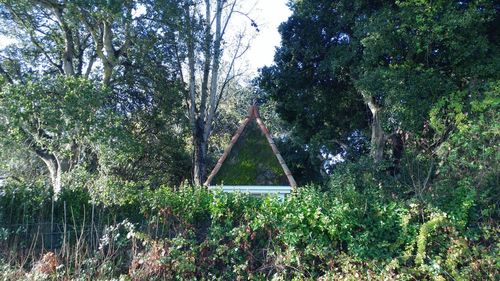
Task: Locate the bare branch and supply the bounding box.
[84,52,96,78]
[220,0,237,39]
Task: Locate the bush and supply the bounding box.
[0,182,498,280]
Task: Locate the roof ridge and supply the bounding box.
[204,105,297,188]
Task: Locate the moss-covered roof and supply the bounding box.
[205,106,296,187]
[212,120,288,185]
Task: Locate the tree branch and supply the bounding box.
[6,5,64,73]
[0,64,14,84]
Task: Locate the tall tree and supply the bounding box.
[355,0,499,162]
[0,0,98,196]
[259,0,377,169]
[166,0,255,185]
[260,0,499,168]
[0,0,188,195]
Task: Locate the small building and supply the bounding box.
[204,105,296,199]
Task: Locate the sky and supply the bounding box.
[240,0,291,74]
[0,36,15,47]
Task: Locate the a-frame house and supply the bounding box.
[204,105,296,199]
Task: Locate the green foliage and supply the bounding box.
[0,0,498,280]
[258,0,369,158]
[1,180,499,279]
[0,0,192,189]
[0,181,50,226]
[415,213,446,266]
[0,76,112,149]
[260,0,499,166]
[427,81,500,226]
[144,185,212,226]
[0,75,134,195]
[357,0,499,133]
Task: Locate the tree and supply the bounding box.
[0,0,94,79]
[260,0,499,168]
[258,0,377,170]
[355,0,499,162]
[0,76,114,197]
[0,0,134,85]
[0,0,121,197]
[166,0,256,185]
[0,0,192,191]
[76,0,133,86]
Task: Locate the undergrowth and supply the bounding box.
[0,179,497,280]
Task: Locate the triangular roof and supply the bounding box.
[204,105,297,188]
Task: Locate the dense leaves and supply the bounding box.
[0,76,113,150]
[259,0,499,169]
[0,0,498,279]
[1,183,498,279]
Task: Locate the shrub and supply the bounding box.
[1,182,498,280]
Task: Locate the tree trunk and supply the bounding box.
[184,0,237,186]
[80,8,131,86]
[193,118,208,185]
[203,0,223,142]
[193,138,208,186]
[103,63,113,86]
[199,0,212,126]
[51,5,75,76]
[35,150,63,199]
[23,127,69,199]
[388,132,404,175]
[365,95,385,163]
[371,110,385,163]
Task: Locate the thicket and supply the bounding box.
[1,157,498,280]
[0,64,498,281]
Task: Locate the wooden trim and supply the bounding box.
[255,116,297,188]
[204,105,297,188]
